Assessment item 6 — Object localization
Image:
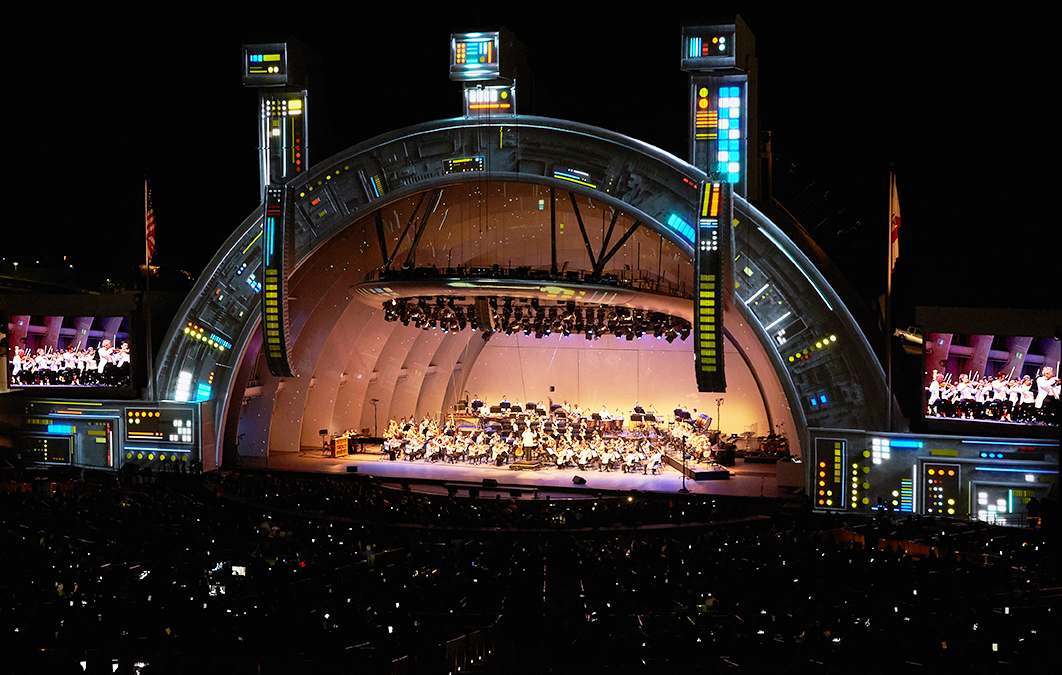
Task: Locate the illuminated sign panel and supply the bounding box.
[241,41,307,88]
[445,157,484,174]
[450,33,501,81]
[814,438,846,510]
[262,185,296,377]
[23,436,72,464]
[924,463,960,516]
[690,82,744,188]
[687,34,734,59]
[553,168,597,189]
[681,23,749,72]
[260,91,307,187]
[125,408,195,445]
[243,45,287,85]
[463,85,515,116]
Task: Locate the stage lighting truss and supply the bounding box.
[381,296,692,343]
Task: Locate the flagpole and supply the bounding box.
[145,178,156,402]
[886,170,893,432]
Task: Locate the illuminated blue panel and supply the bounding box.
[716,86,741,184]
[666,213,695,242]
[47,424,74,434]
[196,383,212,402]
[890,439,924,449]
[264,217,275,266]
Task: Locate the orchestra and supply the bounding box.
[925,368,1059,425]
[370,396,740,475]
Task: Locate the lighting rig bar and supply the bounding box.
[382,296,692,343]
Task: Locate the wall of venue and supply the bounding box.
[464,331,770,439]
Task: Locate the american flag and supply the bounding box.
[145,179,156,265]
[889,172,901,273]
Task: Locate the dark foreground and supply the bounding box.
[2,466,1058,674]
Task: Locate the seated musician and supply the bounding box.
[622,445,645,473]
[470,394,484,412]
[499,395,511,410]
[645,449,663,475]
[633,400,645,414]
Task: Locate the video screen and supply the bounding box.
[7,315,132,389]
[923,332,1059,429]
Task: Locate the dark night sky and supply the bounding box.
[13,5,1057,315]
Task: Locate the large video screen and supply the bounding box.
[7,315,132,390]
[922,331,1059,429]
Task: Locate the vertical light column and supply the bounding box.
[694,182,728,390]
[262,185,295,377]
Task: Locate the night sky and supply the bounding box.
[14,5,1056,315]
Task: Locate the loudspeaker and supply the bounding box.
[483,478,498,488]
[346,465,358,473]
[474,297,496,333]
[572,475,587,485]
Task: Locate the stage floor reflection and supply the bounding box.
[242,445,801,501]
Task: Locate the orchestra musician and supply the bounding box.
[1035,367,1060,424]
[926,373,945,416]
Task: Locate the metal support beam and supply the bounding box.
[597,208,620,268]
[569,191,599,275]
[374,210,390,268]
[550,186,558,275]
[595,221,642,277]
[384,192,428,270]
[403,189,443,269]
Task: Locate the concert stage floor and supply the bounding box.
[243,446,802,501]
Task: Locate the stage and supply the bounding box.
[234,444,803,502]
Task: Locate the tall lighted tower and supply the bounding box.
[241,41,310,378]
[681,17,759,393]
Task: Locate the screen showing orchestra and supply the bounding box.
[7,316,132,390]
[924,332,1059,428]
